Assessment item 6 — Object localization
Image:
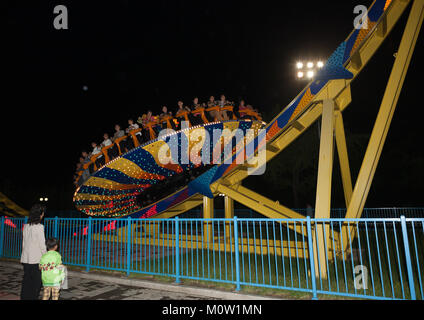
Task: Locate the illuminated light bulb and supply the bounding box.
[296,62,303,69]
[307,62,314,69]
[297,71,304,78]
[317,61,324,68]
[307,70,315,78]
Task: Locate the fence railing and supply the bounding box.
[178,207,424,219]
[1,214,423,300]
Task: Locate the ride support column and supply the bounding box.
[224,196,234,247]
[203,196,214,246]
[313,98,335,279]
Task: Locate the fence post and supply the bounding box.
[0,216,4,258]
[175,217,180,284]
[54,216,58,238]
[86,217,92,272]
[126,216,132,276]
[307,216,318,300]
[234,216,241,291]
[400,216,416,300]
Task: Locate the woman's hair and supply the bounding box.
[46,238,59,251]
[28,203,45,225]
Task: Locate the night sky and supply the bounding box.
[2,0,423,211]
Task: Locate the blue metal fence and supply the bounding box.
[0,212,423,300]
[180,207,424,219]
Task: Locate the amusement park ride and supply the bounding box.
[73,0,423,277]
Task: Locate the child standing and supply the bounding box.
[39,238,65,300]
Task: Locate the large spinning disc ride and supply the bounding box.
[74,119,265,218]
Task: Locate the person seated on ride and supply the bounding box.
[78,157,85,167]
[138,114,147,124]
[89,142,105,171]
[175,101,193,130]
[137,114,149,141]
[143,110,160,139]
[192,97,209,124]
[217,94,233,120]
[126,119,143,148]
[75,160,87,186]
[78,156,87,170]
[246,104,261,120]
[146,111,155,123]
[74,163,84,187]
[159,106,176,131]
[207,96,221,122]
[238,99,250,120]
[101,133,113,148]
[100,133,115,159]
[111,124,127,155]
[80,151,91,177]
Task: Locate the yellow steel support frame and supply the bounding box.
[315,99,336,220]
[346,0,424,219]
[334,110,353,208]
[341,0,424,251]
[224,196,234,218]
[224,196,234,243]
[203,196,214,243]
[313,99,335,278]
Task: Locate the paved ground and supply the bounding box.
[0,263,218,300]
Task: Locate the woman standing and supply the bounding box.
[20,204,47,300]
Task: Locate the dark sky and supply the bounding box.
[2,0,423,210]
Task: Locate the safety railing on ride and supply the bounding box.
[1,214,423,300]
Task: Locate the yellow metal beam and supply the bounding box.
[218,184,304,220]
[224,195,234,243]
[334,110,353,208]
[315,99,336,220]
[153,195,205,219]
[313,99,336,278]
[203,196,214,243]
[224,196,234,219]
